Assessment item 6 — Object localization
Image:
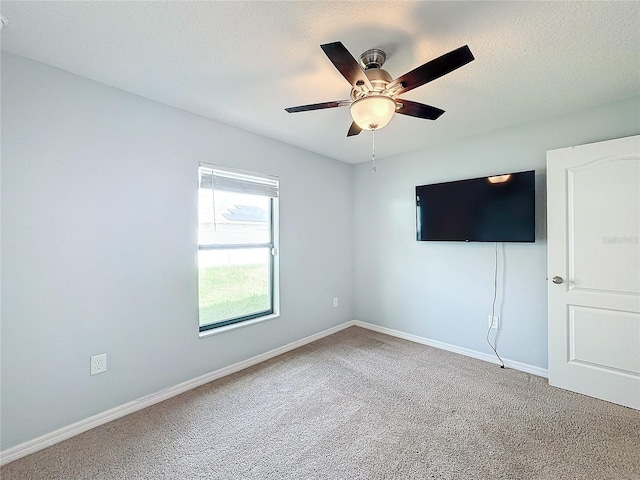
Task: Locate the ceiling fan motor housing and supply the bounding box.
[351,67,393,101]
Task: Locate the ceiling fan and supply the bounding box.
[285,42,474,136]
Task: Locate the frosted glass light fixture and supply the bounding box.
[350,95,396,130]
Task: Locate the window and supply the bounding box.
[197,164,279,332]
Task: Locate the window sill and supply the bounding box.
[198,313,280,338]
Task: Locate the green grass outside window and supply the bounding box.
[198,263,270,325]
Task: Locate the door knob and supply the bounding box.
[552,276,564,284]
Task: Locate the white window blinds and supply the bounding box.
[199,164,279,198]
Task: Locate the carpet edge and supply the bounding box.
[353,320,549,378]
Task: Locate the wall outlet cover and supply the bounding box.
[91,353,107,375]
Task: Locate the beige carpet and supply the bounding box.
[2,326,639,479]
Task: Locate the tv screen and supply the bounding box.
[416,170,535,242]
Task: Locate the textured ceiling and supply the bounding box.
[1,1,639,164]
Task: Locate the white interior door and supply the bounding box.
[547,135,640,410]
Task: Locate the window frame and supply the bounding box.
[197,163,280,334]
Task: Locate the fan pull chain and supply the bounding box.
[371,128,376,174]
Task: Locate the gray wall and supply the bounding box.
[0,54,354,450]
[353,95,640,369]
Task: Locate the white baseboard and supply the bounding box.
[353,320,548,378]
[0,321,355,466]
[1,318,546,466]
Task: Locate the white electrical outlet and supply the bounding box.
[488,316,500,330]
[91,353,107,375]
[333,297,339,308]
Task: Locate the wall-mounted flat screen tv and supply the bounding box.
[416,170,536,242]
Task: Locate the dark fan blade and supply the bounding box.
[347,121,362,137]
[396,99,445,120]
[285,100,348,113]
[388,45,474,95]
[321,42,373,90]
